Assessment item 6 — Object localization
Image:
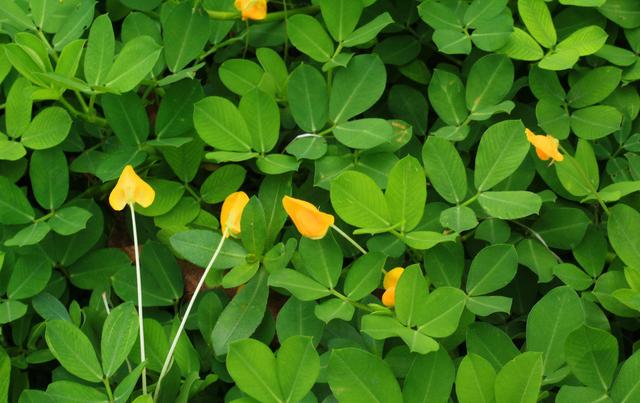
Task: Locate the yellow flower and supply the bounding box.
[109,165,155,211]
[282,196,335,240]
[383,267,404,290]
[220,191,250,237]
[234,0,267,21]
[382,287,396,307]
[525,128,564,162]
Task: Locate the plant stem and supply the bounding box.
[460,192,480,207]
[198,35,246,60]
[129,204,147,395]
[103,377,115,402]
[330,224,367,255]
[330,289,374,312]
[154,228,229,400]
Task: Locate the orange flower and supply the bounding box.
[383,267,404,290]
[525,128,564,162]
[220,191,250,237]
[382,287,396,307]
[282,196,335,240]
[234,0,267,21]
[109,165,155,211]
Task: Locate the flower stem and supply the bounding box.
[330,224,367,255]
[330,289,374,312]
[129,204,147,395]
[103,377,115,402]
[154,228,229,400]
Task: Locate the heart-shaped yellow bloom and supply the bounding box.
[526,128,564,162]
[282,196,335,240]
[109,165,155,211]
[234,0,267,20]
[220,191,250,237]
[383,267,404,290]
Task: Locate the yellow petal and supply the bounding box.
[382,287,396,307]
[109,165,155,211]
[282,196,335,240]
[383,267,404,290]
[525,128,564,162]
[220,191,250,237]
[234,0,267,20]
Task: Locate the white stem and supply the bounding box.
[154,228,229,400]
[101,292,111,314]
[129,204,147,395]
[330,224,367,255]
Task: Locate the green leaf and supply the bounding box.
[467,322,520,370]
[498,28,544,61]
[194,96,253,152]
[212,270,268,355]
[556,386,612,403]
[256,154,300,175]
[319,0,363,41]
[439,206,478,233]
[428,68,468,126]
[276,298,324,345]
[557,25,607,56]
[467,295,512,316]
[474,120,528,191]
[404,348,455,403]
[7,254,51,299]
[495,352,543,403]
[455,354,496,403]
[329,54,386,123]
[423,242,464,288]
[565,325,618,390]
[218,59,267,96]
[200,164,246,204]
[608,204,640,270]
[0,346,10,402]
[0,0,35,30]
[239,90,279,153]
[526,286,585,374]
[277,336,320,402]
[0,139,26,161]
[568,67,620,108]
[46,381,108,402]
[227,338,284,403]
[333,118,394,149]
[101,92,149,146]
[418,287,467,338]
[466,244,518,296]
[135,179,184,217]
[422,136,467,204]
[556,141,599,197]
[0,300,27,325]
[55,39,85,78]
[465,54,514,112]
[553,263,593,291]
[343,12,394,47]
[343,252,385,300]
[570,105,622,140]
[163,2,209,72]
[29,149,69,210]
[611,350,640,403]
[402,231,457,250]
[4,221,50,247]
[170,229,246,270]
[395,264,429,327]
[287,64,328,133]
[385,156,426,232]
[101,302,138,377]
[360,314,439,354]
[539,48,579,71]
[517,0,556,48]
[0,177,34,224]
[298,234,342,289]
[328,348,403,403]
[287,14,334,62]
[464,0,508,26]
[533,206,590,250]
[69,248,131,290]
[21,107,71,150]
[478,191,542,219]
[155,80,203,138]
[45,320,103,383]
[330,170,391,228]
[315,298,354,322]
[240,197,267,257]
[433,29,472,54]
[51,0,95,51]
[104,35,161,93]
[84,14,114,86]
[112,241,183,307]
[599,0,640,29]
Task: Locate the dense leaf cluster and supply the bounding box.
[1,0,640,402]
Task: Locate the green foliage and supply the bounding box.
[1,0,640,402]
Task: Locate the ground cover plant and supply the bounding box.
[1,0,640,401]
